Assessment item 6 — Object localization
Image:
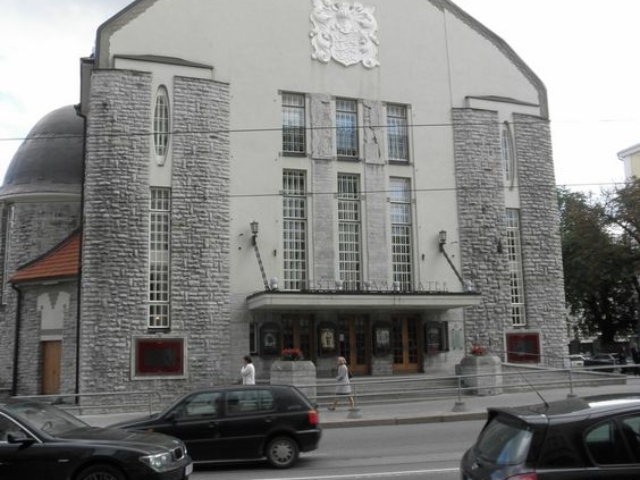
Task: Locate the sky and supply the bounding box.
[1,0,638,193]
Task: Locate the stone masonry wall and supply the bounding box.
[514,113,567,367]
[15,284,78,396]
[171,76,231,386]
[453,108,510,356]
[82,70,231,396]
[0,202,80,394]
[81,69,153,394]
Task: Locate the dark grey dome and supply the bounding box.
[2,105,83,195]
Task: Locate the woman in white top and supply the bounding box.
[241,355,255,385]
[329,356,354,410]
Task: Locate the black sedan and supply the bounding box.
[110,385,322,468]
[461,394,640,479]
[0,400,192,480]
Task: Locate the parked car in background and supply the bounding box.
[567,354,588,368]
[461,394,640,479]
[0,400,192,480]
[110,385,322,469]
[584,353,622,372]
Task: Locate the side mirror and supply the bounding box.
[7,432,36,446]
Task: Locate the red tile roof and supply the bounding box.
[11,232,80,283]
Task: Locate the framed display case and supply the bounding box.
[373,322,391,355]
[318,324,337,354]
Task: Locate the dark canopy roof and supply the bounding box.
[2,105,83,197]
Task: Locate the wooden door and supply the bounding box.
[41,341,61,395]
[392,317,420,373]
[338,315,369,375]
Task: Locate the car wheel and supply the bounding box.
[266,436,299,468]
[76,464,126,480]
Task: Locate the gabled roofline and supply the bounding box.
[431,0,548,118]
[94,0,548,118]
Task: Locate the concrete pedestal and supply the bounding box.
[458,355,503,396]
[270,361,317,400]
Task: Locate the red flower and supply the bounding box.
[281,348,303,361]
[470,344,486,356]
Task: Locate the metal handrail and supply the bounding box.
[12,390,162,416]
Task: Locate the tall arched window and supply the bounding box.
[153,86,170,164]
[501,121,516,186]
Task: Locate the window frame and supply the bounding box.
[337,173,362,290]
[149,187,171,330]
[336,98,359,159]
[389,177,413,290]
[387,103,409,163]
[153,86,170,165]
[282,92,306,156]
[506,209,526,327]
[282,170,308,291]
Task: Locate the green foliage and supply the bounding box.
[559,184,640,344]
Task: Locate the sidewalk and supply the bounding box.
[80,382,640,429]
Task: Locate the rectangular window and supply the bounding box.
[338,174,362,290]
[282,93,306,154]
[149,188,171,329]
[506,209,526,326]
[387,104,409,162]
[390,177,412,290]
[283,170,307,290]
[336,98,358,158]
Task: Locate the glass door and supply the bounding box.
[391,316,420,373]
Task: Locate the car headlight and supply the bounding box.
[140,452,173,472]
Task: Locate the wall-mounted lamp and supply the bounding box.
[438,230,447,251]
[250,220,269,290]
[250,220,259,245]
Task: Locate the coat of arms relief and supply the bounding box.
[310,0,380,68]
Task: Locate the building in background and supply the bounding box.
[0,0,566,398]
[618,143,640,180]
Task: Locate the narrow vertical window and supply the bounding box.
[338,174,361,290]
[506,209,526,326]
[153,86,170,164]
[2,205,14,304]
[149,188,171,329]
[282,93,306,154]
[389,177,412,290]
[502,121,515,184]
[387,104,409,162]
[282,171,307,290]
[336,99,358,158]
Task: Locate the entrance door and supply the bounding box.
[391,317,420,373]
[338,316,369,375]
[41,340,61,394]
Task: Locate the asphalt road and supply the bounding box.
[189,419,486,479]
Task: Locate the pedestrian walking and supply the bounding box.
[631,343,640,375]
[241,355,255,385]
[329,356,354,410]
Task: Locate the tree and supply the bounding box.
[558,188,639,345]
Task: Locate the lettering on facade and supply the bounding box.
[310,0,380,68]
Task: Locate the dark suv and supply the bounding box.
[461,394,640,479]
[110,385,321,469]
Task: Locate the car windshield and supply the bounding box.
[475,415,533,465]
[6,402,88,436]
